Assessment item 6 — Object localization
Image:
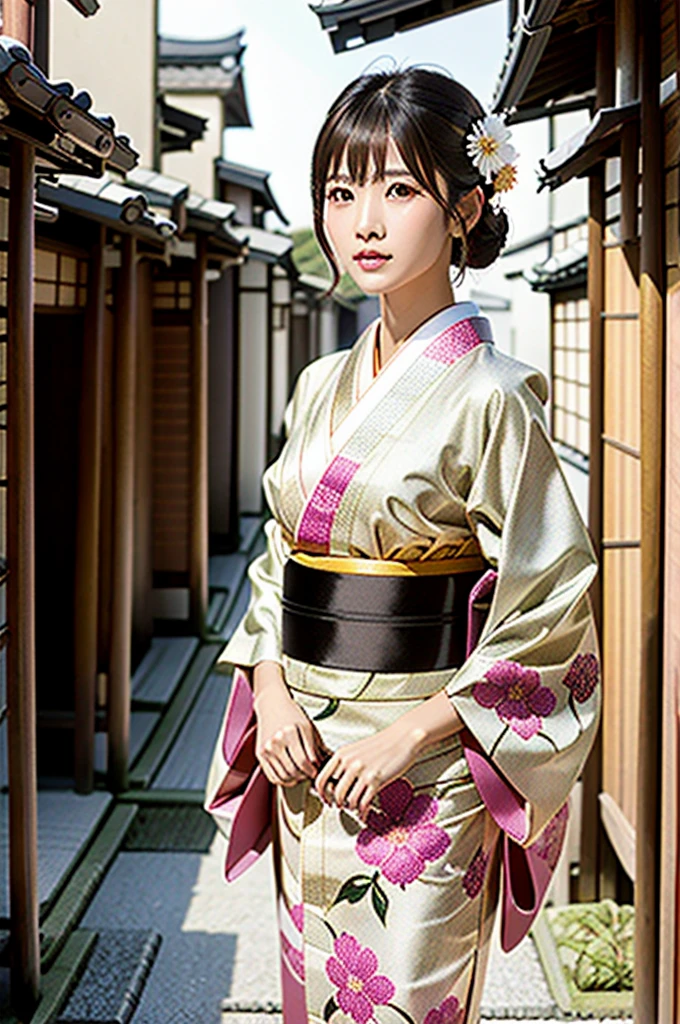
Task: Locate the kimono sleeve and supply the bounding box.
[446,376,601,847]
[215,516,290,671]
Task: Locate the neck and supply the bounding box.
[378,242,455,366]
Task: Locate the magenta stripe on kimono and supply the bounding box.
[296,455,361,548]
[423,317,487,364]
[296,317,486,552]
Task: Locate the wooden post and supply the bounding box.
[2,0,33,49]
[578,16,614,904]
[616,0,639,244]
[579,169,605,904]
[636,0,664,1020]
[73,225,105,794]
[107,234,137,793]
[7,136,40,1018]
[189,236,208,634]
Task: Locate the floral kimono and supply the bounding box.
[218,301,601,1024]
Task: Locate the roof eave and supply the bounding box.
[63,0,100,15]
[311,0,496,53]
[36,178,176,242]
[0,36,140,175]
[492,0,562,112]
[538,101,640,190]
[215,157,288,225]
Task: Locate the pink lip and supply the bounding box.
[353,250,392,270]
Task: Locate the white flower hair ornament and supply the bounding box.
[466,111,519,194]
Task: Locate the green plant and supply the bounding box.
[550,899,634,992]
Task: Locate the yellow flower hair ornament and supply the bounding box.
[465,111,519,194]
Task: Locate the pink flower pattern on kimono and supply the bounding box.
[356,778,451,888]
[325,932,395,1024]
[562,652,599,703]
[531,802,569,871]
[423,994,464,1024]
[472,659,556,740]
[462,844,488,899]
[280,901,305,980]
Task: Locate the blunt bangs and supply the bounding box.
[321,88,444,207]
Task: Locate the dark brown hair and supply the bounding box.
[311,67,510,292]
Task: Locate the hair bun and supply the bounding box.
[466,196,509,269]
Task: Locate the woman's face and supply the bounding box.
[323,136,454,296]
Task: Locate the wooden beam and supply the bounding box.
[7,136,40,1018]
[636,0,664,1021]
[189,235,208,634]
[107,234,137,793]
[73,225,105,794]
[580,168,605,904]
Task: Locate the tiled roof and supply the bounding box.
[230,224,292,262]
[0,34,138,175]
[126,167,190,205]
[158,31,245,66]
[36,172,177,239]
[158,63,239,94]
[124,167,245,253]
[311,0,495,52]
[526,238,588,292]
[158,98,207,154]
[215,158,288,225]
[492,0,604,116]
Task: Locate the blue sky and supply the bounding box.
[159,0,508,230]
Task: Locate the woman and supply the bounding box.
[217,68,600,1024]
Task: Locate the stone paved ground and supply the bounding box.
[81,826,631,1024]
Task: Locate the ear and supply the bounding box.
[451,185,485,236]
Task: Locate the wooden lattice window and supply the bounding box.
[34,248,88,308]
[152,277,192,311]
[552,292,590,458]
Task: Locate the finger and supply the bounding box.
[298,724,321,774]
[289,728,317,778]
[315,754,340,803]
[278,745,305,782]
[358,785,377,822]
[260,754,289,787]
[334,763,361,808]
[345,777,368,813]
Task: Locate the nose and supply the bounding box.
[354,188,386,243]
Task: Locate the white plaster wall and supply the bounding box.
[270,274,291,436]
[49,0,156,167]
[238,260,268,514]
[500,119,551,248]
[552,109,590,227]
[223,184,253,225]
[161,92,223,199]
[319,304,337,356]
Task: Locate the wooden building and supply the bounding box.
[493,1,678,1018]
[0,11,146,1013]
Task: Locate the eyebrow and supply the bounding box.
[327,168,417,184]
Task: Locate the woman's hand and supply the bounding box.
[314,690,463,821]
[314,721,422,822]
[253,661,329,787]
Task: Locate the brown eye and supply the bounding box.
[326,186,354,203]
[387,182,418,199]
